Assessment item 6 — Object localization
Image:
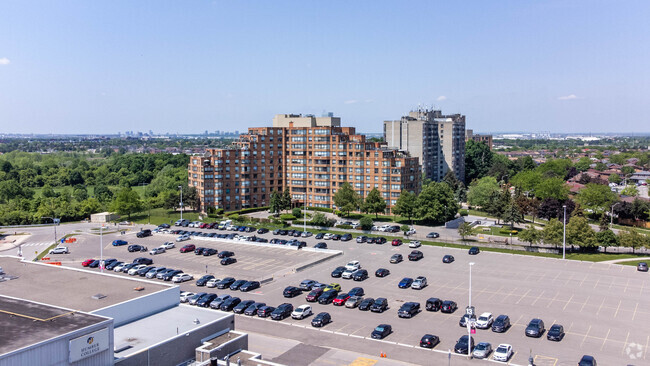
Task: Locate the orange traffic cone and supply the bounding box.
[380,352,384,358]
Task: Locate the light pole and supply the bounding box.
[178,185,184,221]
[562,205,567,259]
[303,205,307,233]
[100,224,104,272]
[41,217,60,245]
[610,202,621,227]
[467,262,475,359]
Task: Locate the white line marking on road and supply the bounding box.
[632,302,639,321]
[600,328,610,351]
[515,289,531,305]
[562,294,574,311]
[333,331,348,336]
[320,329,334,333]
[531,290,545,306]
[349,334,364,339]
[580,325,591,348]
[613,300,622,318]
[621,331,630,355]
[595,297,606,315]
[397,343,414,348]
[644,335,649,360]
[579,295,591,312]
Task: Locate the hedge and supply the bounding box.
[225,206,270,216]
[279,214,297,221]
[458,209,469,216]
[305,207,334,213]
[335,224,352,229]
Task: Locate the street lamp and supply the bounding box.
[562,205,567,260]
[467,262,475,359]
[41,217,60,245]
[178,185,184,221]
[610,202,621,227]
[99,224,104,273]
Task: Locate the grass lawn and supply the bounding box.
[127,207,201,225]
[473,226,520,238]
[618,260,649,267]
[611,224,650,235]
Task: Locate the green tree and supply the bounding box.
[443,170,462,192]
[467,176,500,208]
[575,183,618,215]
[184,186,199,211]
[575,157,591,172]
[518,224,542,246]
[110,187,142,219]
[618,228,647,254]
[503,199,525,228]
[392,190,417,223]
[458,222,473,242]
[359,216,374,230]
[465,140,493,183]
[78,198,102,218]
[281,188,292,212]
[292,207,302,218]
[608,173,621,185]
[566,216,597,249]
[362,188,387,218]
[596,229,619,253]
[269,190,282,216]
[542,218,564,248]
[511,170,542,196]
[94,184,113,203]
[333,182,360,217]
[415,182,459,224]
[310,212,332,227]
[487,188,510,225]
[621,185,639,197]
[400,224,411,236]
[535,177,569,200]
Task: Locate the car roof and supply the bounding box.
[479,312,492,317]
[497,344,512,348]
[496,314,508,319]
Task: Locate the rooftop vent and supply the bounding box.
[91,293,106,300]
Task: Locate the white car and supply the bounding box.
[323,233,333,240]
[493,344,513,362]
[301,231,313,237]
[180,291,195,303]
[172,273,193,283]
[189,221,202,228]
[162,242,175,249]
[176,234,190,242]
[405,228,416,235]
[149,246,166,255]
[227,225,238,231]
[345,260,361,271]
[49,246,69,254]
[291,304,312,319]
[351,223,360,229]
[341,269,355,279]
[408,240,421,248]
[128,264,147,275]
[475,312,494,329]
[113,263,127,272]
[378,225,391,232]
[411,276,427,289]
[206,278,221,288]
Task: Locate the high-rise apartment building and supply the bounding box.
[384,109,466,182]
[188,114,421,213]
[466,129,493,150]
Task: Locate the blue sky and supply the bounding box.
[1,1,648,134]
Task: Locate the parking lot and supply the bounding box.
[61,224,650,365]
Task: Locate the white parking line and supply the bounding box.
[562,294,574,311]
[600,328,610,351]
[515,289,531,305]
[613,299,622,318]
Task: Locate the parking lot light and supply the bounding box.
[468,262,475,359]
[562,205,566,260]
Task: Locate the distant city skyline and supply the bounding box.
[1,1,649,134]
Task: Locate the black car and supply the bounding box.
[352,269,368,281]
[331,234,341,240]
[468,246,480,255]
[311,312,331,327]
[159,223,170,229]
[331,266,346,278]
[340,234,352,241]
[245,226,255,232]
[105,261,122,270]
[314,242,328,249]
[525,318,545,337]
[136,229,152,238]
[317,290,338,304]
[375,268,390,277]
[194,247,206,255]
[578,355,597,366]
[442,255,455,263]
[492,314,511,333]
[371,324,392,339]
[356,236,367,243]
[88,260,100,268]
[408,250,424,261]
[133,257,153,265]
[240,281,261,292]
[244,302,266,316]
[370,298,388,313]
[441,300,457,313]
[221,257,237,265]
[162,270,183,281]
[398,302,420,318]
[120,262,137,272]
[426,298,442,311]
[196,275,215,286]
[220,297,242,311]
[196,293,218,307]
[359,297,374,311]
[230,279,247,291]
[283,286,302,298]
[128,244,147,252]
[547,324,565,341]
[136,265,154,276]
[314,233,325,239]
[454,335,475,354]
[257,306,276,318]
[216,277,236,289]
[233,300,256,314]
[257,228,269,234]
[420,334,440,348]
[348,287,364,297]
[375,237,387,244]
[218,251,235,258]
[271,303,293,320]
[459,314,477,327]
[202,248,218,256]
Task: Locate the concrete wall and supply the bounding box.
[116,315,237,366]
[92,286,179,327]
[195,331,249,363]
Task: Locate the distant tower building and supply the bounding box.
[384,109,466,182]
[466,129,493,150]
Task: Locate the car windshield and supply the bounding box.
[550,325,561,331]
[375,326,384,332]
[295,308,303,312]
[479,316,488,321]
[475,344,487,350]
[496,346,508,353]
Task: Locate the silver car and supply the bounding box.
[472,342,492,359]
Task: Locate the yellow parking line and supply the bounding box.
[622,331,630,355]
[632,302,639,321]
[348,357,377,366]
[600,329,610,351]
[613,300,622,318]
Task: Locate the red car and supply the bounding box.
[391,239,403,246]
[306,288,324,302]
[332,292,350,306]
[199,223,210,229]
[180,244,196,253]
[82,259,95,267]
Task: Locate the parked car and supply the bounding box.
[221,257,237,265]
[283,286,302,298]
[233,300,256,314]
[454,335,475,354]
[390,254,403,263]
[426,232,440,238]
[81,259,94,267]
[216,277,236,289]
[271,303,294,320]
[172,273,193,283]
[340,233,352,241]
[128,264,147,275]
[475,312,494,329]
[398,302,420,318]
[299,279,318,291]
[257,228,269,234]
[112,240,128,246]
[459,314,477,327]
[578,355,597,366]
[220,297,242,312]
[180,291,195,303]
[176,234,190,242]
[128,244,147,252]
[359,297,374,311]
[341,269,355,279]
[306,288,324,302]
[468,246,480,255]
[291,304,313,319]
[472,342,492,359]
[162,242,175,249]
[202,248,218,256]
[525,318,545,337]
[375,268,390,277]
[314,242,328,249]
[398,277,414,289]
[136,229,152,238]
[311,312,331,327]
[441,300,458,313]
[332,292,350,306]
[370,298,388,313]
[229,279,247,291]
[317,290,338,304]
[547,324,565,341]
[196,293,218,307]
[352,269,368,281]
[442,255,455,263]
[345,260,361,271]
[188,292,208,305]
[419,334,440,349]
[218,251,235,258]
[240,281,261,292]
[356,236,367,243]
[149,246,166,255]
[345,296,363,308]
[426,298,442,311]
[371,324,392,339]
[408,250,424,261]
[408,240,421,248]
[391,239,403,246]
[331,266,346,277]
[244,302,266,316]
[492,315,511,333]
[256,306,275,318]
[638,262,649,272]
[49,246,69,254]
[314,233,324,239]
[136,265,155,276]
[146,267,167,279]
[492,344,513,362]
[180,244,196,253]
[323,283,341,292]
[106,260,123,271]
[411,276,427,289]
[209,295,232,309]
[196,275,215,287]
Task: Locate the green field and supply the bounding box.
[128,207,201,225]
[618,259,649,267]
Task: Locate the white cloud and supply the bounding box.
[436,95,447,101]
[344,99,358,104]
[558,94,578,100]
[0,58,10,65]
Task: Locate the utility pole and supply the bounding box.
[562,205,566,259]
[100,225,104,273]
[179,185,184,221]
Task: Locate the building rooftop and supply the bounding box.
[0,256,172,313]
[0,295,110,355]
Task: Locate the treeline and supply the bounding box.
[0,151,195,225]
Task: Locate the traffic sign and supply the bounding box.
[465,306,475,316]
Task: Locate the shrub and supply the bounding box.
[458,209,469,216]
[292,207,302,217]
[336,224,352,229]
[359,216,374,230]
[310,213,329,226]
[307,207,334,213]
[279,214,297,221]
[334,210,343,216]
